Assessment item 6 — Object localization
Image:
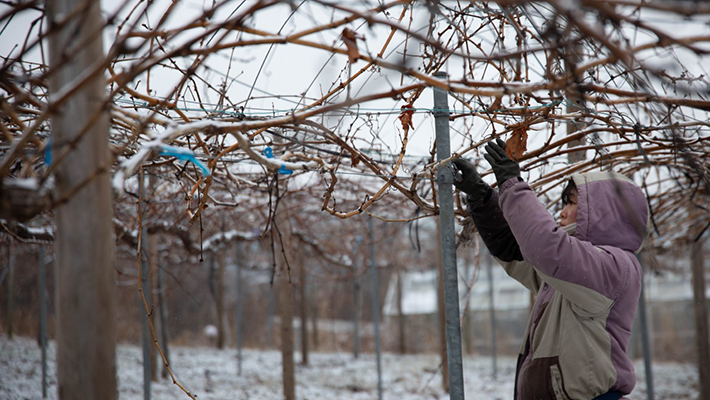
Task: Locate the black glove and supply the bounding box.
[452,158,490,200]
[483,138,521,187]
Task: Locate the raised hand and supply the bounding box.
[452,158,490,200]
[483,138,521,187]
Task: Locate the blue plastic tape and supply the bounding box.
[263,146,293,175]
[159,145,211,177]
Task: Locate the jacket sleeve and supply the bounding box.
[495,258,543,294]
[467,188,541,292]
[466,187,523,262]
[497,178,633,314]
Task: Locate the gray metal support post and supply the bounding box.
[236,241,244,375]
[39,246,48,398]
[141,174,151,400]
[485,253,498,380]
[433,71,465,400]
[637,254,654,400]
[368,217,383,400]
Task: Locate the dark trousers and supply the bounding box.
[591,391,622,400]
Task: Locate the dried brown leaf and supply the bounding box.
[398,103,415,133]
[341,28,360,63]
[506,125,528,161]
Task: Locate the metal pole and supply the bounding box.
[368,217,383,400]
[236,241,244,376]
[39,246,48,398]
[485,253,498,380]
[141,174,151,400]
[433,70,465,400]
[636,254,654,400]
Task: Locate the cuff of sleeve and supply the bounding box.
[498,176,523,195]
[466,186,493,211]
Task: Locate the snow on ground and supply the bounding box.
[0,335,698,399]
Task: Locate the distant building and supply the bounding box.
[383,259,530,318]
[384,260,701,317]
[382,256,705,361]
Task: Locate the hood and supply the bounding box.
[570,171,650,253]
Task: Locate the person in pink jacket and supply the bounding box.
[453,139,649,400]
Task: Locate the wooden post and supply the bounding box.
[396,265,407,354]
[298,250,309,366]
[39,246,48,398]
[47,0,117,398]
[216,254,226,349]
[691,238,710,400]
[463,260,474,355]
[267,282,275,348]
[485,252,498,380]
[351,235,362,359]
[156,262,170,380]
[140,173,151,400]
[274,181,296,400]
[236,241,244,375]
[637,260,655,400]
[6,241,14,339]
[148,233,158,381]
[367,217,384,400]
[310,282,320,350]
[352,270,361,358]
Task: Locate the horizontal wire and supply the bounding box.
[115,95,710,182]
[114,97,710,134]
[114,97,569,116]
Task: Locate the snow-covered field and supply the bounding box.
[0,335,698,399]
